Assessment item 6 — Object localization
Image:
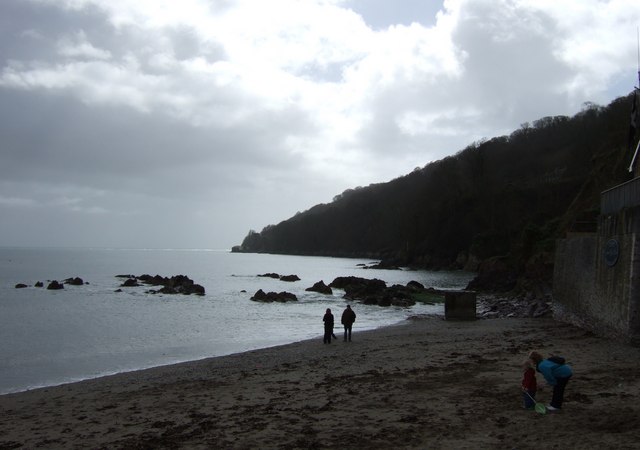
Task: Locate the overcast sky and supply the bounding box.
[1,0,639,249]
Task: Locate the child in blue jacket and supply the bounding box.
[528,351,573,411]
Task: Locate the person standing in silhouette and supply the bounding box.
[341,305,356,342]
[323,308,334,344]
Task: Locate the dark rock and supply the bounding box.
[280,274,300,282]
[306,280,333,295]
[406,280,425,290]
[532,301,552,318]
[330,276,386,291]
[330,276,387,303]
[159,286,177,294]
[63,277,84,286]
[157,275,205,295]
[190,284,206,296]
[114,289,123,293]
[258,273,281,279]
[466,257,518,292]
[476,294,553,319]
[251,289,267,300]
[121,278,139,287]
[251,289,298,303]
[363,260,402,270]
[166,274,205,295]
[384,284,416,307]
[138,274,168,286]
[35,281,43,288]
[327,276,430,307]
[47,280,64,290]
[125,274,205,295]
[15,283,28,289]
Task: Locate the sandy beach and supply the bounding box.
[1,316,639,449]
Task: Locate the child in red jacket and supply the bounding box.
[522,360,538,409]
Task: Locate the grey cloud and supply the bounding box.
[355,0,579,164]
[346,0,442,29]
[0,88,313,197]
[0,0,637,249]
[0,0,115,65]
[452,1,573,122]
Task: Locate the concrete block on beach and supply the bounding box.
[444,290,476,320]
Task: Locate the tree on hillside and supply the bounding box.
[234,93,635,272]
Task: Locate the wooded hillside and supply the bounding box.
[234,93,634,285]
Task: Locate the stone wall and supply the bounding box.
[553,206,640,343]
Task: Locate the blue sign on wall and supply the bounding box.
[604,239,619,267]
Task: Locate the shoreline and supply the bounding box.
[2,316,639,448]
[1,317,420,397]
[0,315,424,397]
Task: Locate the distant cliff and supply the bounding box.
[234,94,634,288]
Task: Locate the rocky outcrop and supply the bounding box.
[47,280,64,290]
[63,277,85,286]
[258,273,281,279]
[306,280,333,295]
[477,294,552,319]
[406,280,425,290]
[330,276,386,292]
[120,278,140,287]
[15,278,84,289]
[362,260,402,270]
[257,273,301,282]
[328,276,444,307]
[142,274,206,296]
[467,251,554,319]
[250,289,298,302]
[280,275,300,282]
[152,283,206,296]
[117,274,205,296]
[466,257,518,292]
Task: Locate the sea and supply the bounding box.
[0,247,474,395]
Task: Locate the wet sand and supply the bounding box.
[1,316,639,449]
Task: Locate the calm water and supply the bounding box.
[0,248,474,394]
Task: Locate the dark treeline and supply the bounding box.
[234,93,634,279]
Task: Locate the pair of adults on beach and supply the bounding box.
[323,305,356,344]
[522,351,573,411]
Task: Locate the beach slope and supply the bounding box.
[1,317,639,449]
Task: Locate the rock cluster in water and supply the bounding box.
[250,274,442,307]
[328,276,442,307]
[257,273,300,282]
[116,274,205,296]
[47,280,64,290]
[14,277,87,290]
[250,273,302,302]
[305,280,332,295]
[250,289,298,302]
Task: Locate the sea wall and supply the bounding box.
[553,206,640,343]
